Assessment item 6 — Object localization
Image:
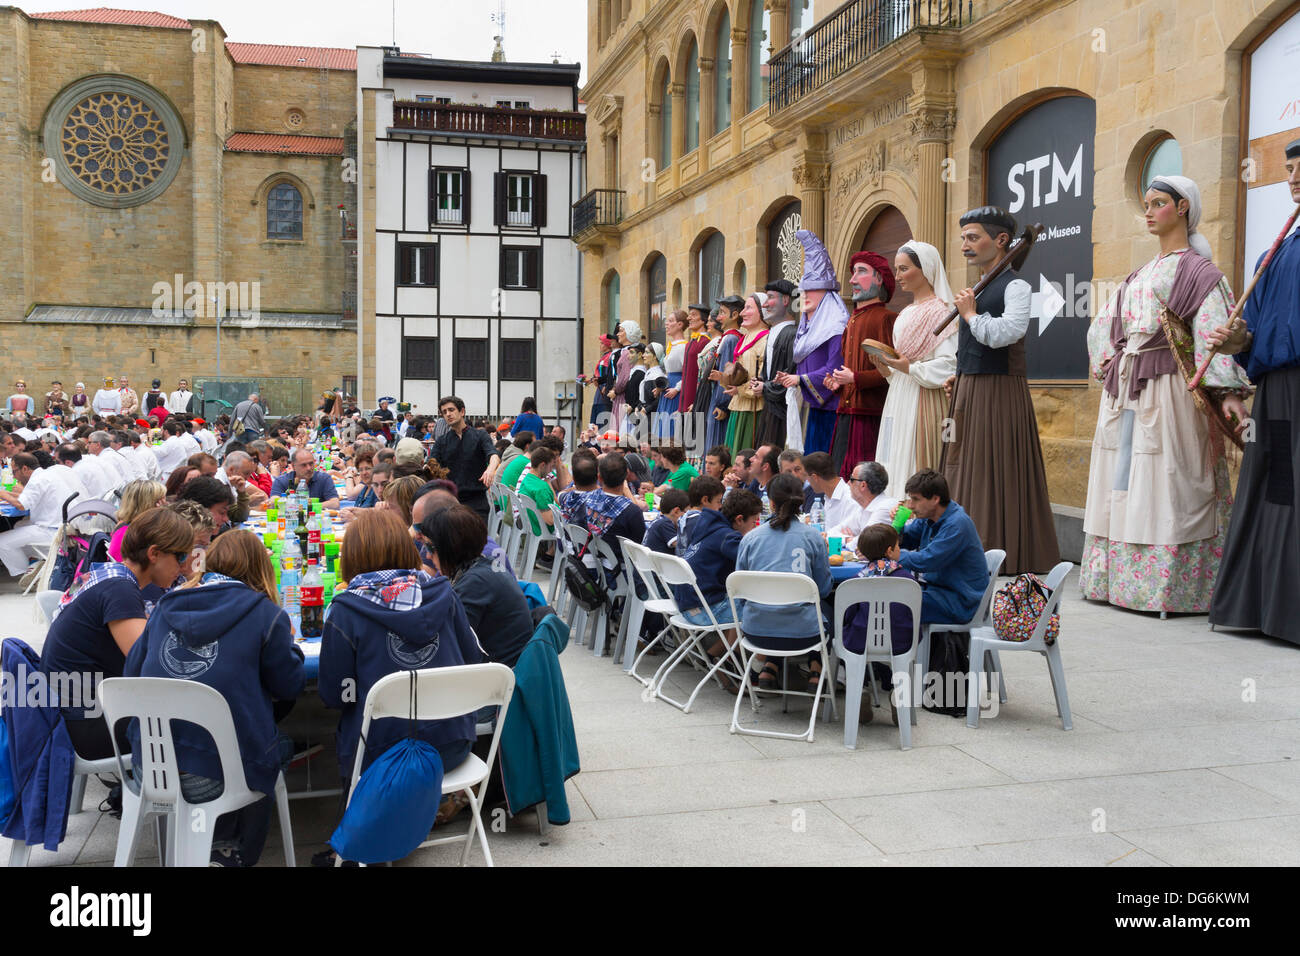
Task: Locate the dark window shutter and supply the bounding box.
[530,247,541,290]
[499,247,507,289]
[493,172,506,225]
[427,169,437,227]
[431,245,440,286]
[533,174,547,227]
[398,245,412,285]
[461,170,471,225]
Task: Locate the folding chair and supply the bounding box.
[915,549,1007,709]
[98,677,296,867]
[648,552,746,713]
[725,571,838,742]
[586,534,629,658]
[832,577,923,750]
[965,561,1074,730]
[341,664,515,866]
[617,539,678,679]
[486,482,507,540]
[547,505,571,612]
[561,522,593,646]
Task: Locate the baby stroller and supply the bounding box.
[43,494,118,593]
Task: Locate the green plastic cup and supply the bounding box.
[892,505,913,532]
[263,531,277,549]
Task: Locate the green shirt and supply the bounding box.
[497,454,530,507]
[667,462,699,491]
[518,471,555,535]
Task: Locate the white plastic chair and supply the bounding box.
[8,753,119,867]
[35,590,62,626]
[547,505,571,611]
[486,483,507,540]
[915,549,1007,708]
[965,561,1074,730]
[832,576,923,750]
[341,664,515,866]
[20,544,51,595]
[726,571,838,742]
[648,552,747,713]
[585,534,629,657]
[497,488,520,565]
[617,539,678,678]
[513,493,557,583]
[97,677,296,868]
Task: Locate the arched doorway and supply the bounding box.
[853,205,913,311]
[644,253,667,346]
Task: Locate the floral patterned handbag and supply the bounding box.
[991,573,1059,644]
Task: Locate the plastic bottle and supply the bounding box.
[300,559,324,639]
[811,499,825,532]
[296,478,309,514]
[306,511,321,564]
[1,463,13,492]
[280,552,300,615]
[760,486,771,519]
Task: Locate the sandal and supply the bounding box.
[706,648,739,693]
[756,661,781,692]
[806,660,824,694]
[435,790,472,826]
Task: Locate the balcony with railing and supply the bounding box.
[391,102,586,142]
[571,189,625,248]
[769,0,973,114]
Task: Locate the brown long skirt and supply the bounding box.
[939,374,1060,575]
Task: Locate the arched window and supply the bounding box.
[1139,136,1182,200]
[647,254,668,346]
[607,272,621,333]
[748,0,770,113]
[714,8,732,135]
[267,182,303,239]
[699,232,725,305]
[685,39,700,153]
[659,70,673,170]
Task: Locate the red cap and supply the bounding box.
[849,250,896,300]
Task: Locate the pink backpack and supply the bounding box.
[991,573,1059,644]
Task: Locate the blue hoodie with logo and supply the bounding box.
[125,578,306,796]
[319,575,484,776]
[674,507,742,610]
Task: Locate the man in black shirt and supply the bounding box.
[373,397,395,423]
[431,396,500,519]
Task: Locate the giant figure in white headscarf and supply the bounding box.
[869,240,959,497]
[1083,174,1253,616]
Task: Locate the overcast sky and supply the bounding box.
[23,0,589,82]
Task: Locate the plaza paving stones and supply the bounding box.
[2,567,1296,866]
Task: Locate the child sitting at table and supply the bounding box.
[642,488,688,554]
[675,475,724,554]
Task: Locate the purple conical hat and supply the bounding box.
[797,229,840,292]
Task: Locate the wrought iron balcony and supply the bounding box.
[571,189,625,239]
[392,101,585,142]
[769,0,973,114]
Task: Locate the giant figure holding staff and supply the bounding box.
[1208,139,1300,642]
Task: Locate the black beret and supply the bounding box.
[959,205,1018,238]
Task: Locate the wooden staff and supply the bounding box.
[1188,202,1300,390]
[933,223,1044,335]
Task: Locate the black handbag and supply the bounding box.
[562,545,608,612]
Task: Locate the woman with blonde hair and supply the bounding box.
[379,473,424,526]
[107,478,166,561]
[126,529,304,866]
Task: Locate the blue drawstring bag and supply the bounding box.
[0,715,14,827]
[330,673,445,865]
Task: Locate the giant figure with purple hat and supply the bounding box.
[778,229,849,455]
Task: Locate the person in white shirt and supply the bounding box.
[153,420,190,480]
[803,451,858,531]
[192,421,217,453]
[834,460,896,540]
[125,430,161,480]
[178,425,202,458]
[91,377,122,416]
[167,379,195,416]
[108,430,147,481]
[0,453,83,575]
[87,430,133,486]
[58,443,115,500]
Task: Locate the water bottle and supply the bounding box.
[811,499,825,532]
[1,464,12,492]
[760,487,771,519]
[296,477,309,514]
[306,511,321,563]
[280,553,300,615]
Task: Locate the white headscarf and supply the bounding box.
[899,240,956,307]
[619,320,644,344]
[1149,175,1212,260]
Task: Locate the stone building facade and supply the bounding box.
[1,6,358,416]
[574,0,1300,515]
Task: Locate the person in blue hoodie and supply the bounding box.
[893,468,988,626]
[319,508,484,789]
[676,488,761,664]
[125,529,306,866]
[734,473,834,691]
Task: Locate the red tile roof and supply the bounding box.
[224,133,345,156]
[30,7,191,28]
[225,43,357,71]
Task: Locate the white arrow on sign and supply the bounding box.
[1031,272,1066,334]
